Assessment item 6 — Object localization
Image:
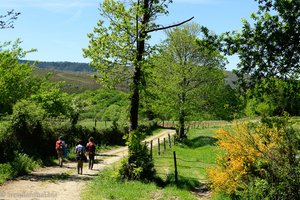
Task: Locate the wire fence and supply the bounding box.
[157,120,231,129]
[145,133,215,184]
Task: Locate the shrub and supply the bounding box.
[119,130,155,181]
[11,153,41,176]
[0,163,14,184]
[11,100,55,159]
[208,117,300,199]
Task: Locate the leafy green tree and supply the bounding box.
[224,0,300,84]
[83,0,193,180]
[149,23,226,138]
[0,40,39,114]
[243,78,300,116]
[223,0,300,116]
[83,0,192,131]
[30,81,72,118]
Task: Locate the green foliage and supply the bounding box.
[30,81,72,118]
[223,0,300,83]
[0,153,40,184]
[0,163,13,184]
[222,0,300,117]
[119,130,155,181]
[242,78,300,116]
[83,0,176,131]
[0,40,40,114]
[75,88,129,121]
[83,0,172,87]
[0,121,19,163]
[10,100,55,160]
[11,153,41,176]
[148,23,228,138]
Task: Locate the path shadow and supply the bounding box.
[18,171,96,182]
[182,136,218,149]
[97,153,120,157]
[154,174,208,193]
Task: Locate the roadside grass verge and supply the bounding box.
[82,126,224,199]
[152,127,220,187]
[82,163,198,200]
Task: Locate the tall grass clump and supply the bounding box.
[0,153,41,184]
[11,153,41,176]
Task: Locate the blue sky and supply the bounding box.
[0,0,259,70]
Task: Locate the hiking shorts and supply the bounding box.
[57,149,63,158]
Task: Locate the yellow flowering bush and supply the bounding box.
[208,121,284,195]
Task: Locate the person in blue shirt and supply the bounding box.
[75,140,86,174]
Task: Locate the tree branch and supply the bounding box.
[146,17,194,33]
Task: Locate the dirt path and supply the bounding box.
[0,130,175,200]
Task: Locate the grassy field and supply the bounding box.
[82,126,224,200]
[77,119,114,129]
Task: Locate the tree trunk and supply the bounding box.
[129,67,140,131]
[129,0,149,132]
[179,109,185,138]
[178,91,186,139]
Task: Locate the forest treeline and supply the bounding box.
[20,60,95,72]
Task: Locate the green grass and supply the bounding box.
[82,164,198,200]
[82,126,224,199]
[153,128,219,184]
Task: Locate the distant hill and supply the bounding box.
[21,60,95,72]
[27,60,237,93]
[33,68,102,94]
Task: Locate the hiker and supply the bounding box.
[55,136,66,167]
[75,140,86,175]
[86,137,96,170]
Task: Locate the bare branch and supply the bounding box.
[146,17,194,33]
[0,10,20,29]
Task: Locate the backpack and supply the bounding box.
[76,146,85,160]
[87,142,96,155]
[55,140,62,150]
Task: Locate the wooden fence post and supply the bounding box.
[158,138,160,155]
[173,135,176,145]
[173,151,178,184]
[168,134,171,148]
[163,138,166,152]
[150,140,153,157]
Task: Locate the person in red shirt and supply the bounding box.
[55,136,64,167]
[86,137,96,170]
